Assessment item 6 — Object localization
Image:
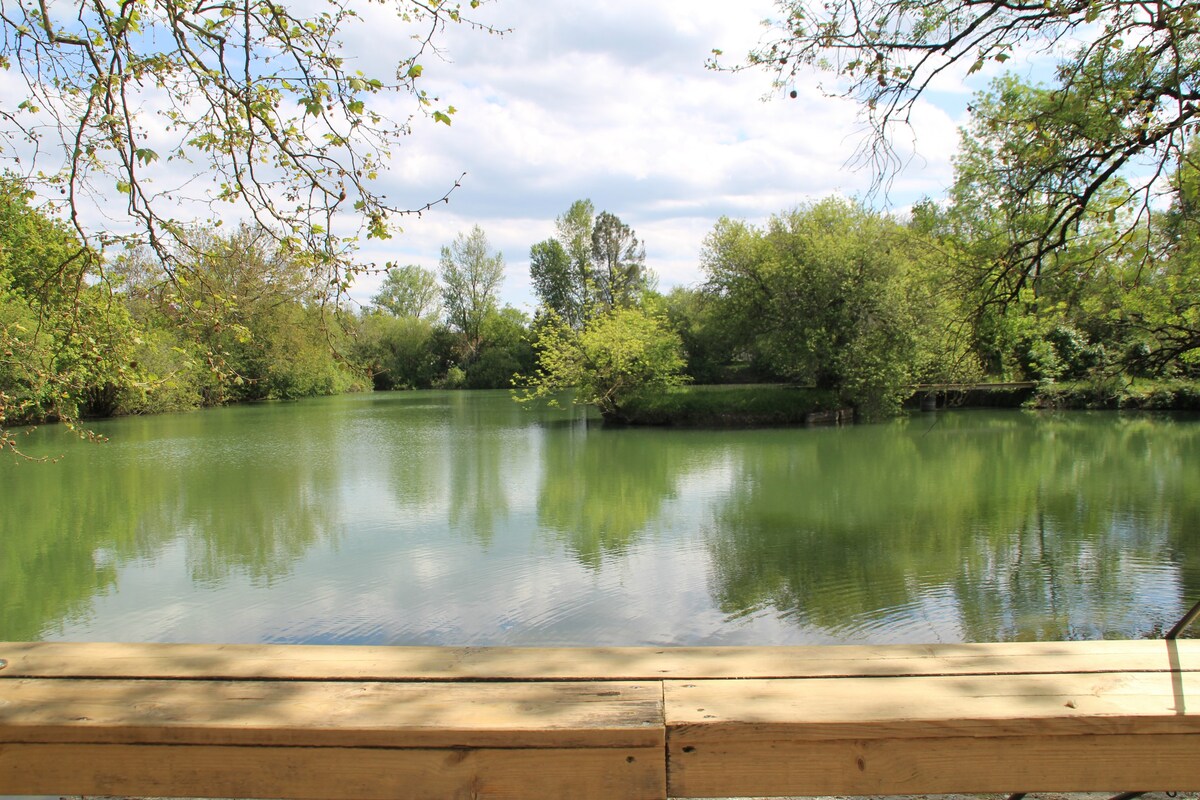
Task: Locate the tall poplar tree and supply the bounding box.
[440,226,505,360]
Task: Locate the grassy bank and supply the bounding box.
[617,384,844,427]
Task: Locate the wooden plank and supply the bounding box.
[665,671,1200,741]
[3,639,1196,681]
[0,742,666,800]
[2,640,1197,800]
[666,734,1200,797]
[0,678,663,749]
[667,670,1200,797]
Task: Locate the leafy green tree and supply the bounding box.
[529,200,654,326]
[118,223,358,404]
[728,0,1200,291]
[0,178,89,303]
[465,306,535,389]
[1098,136,1200,377]
[351,313,439,390]
[948,76,1148,309]
[518,306,688,421]
[439,225,505,361]
[931,78,1161,381]
[659,286,741,384]
[591,211,652,309]
[557,199,598,320]
[703,198,957,417]
[529,200,595,327]
[0,178,148,444]
[372,265,441,320]
[528,239,576,326]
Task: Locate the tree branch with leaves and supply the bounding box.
[1,0,502,291]
[718,0,1200,302]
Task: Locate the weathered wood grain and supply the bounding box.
[0,678,663,748]
[665,667,1200,796]
[0,742,665,800]
[1,639,1197,799]
[666,734,1200,797]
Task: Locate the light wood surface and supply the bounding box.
[2,638,1196,680]
[0,678,663,748]
[665,670,1200,740]
[1,639,1197,799]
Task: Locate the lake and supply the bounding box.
[3,390,1198,645]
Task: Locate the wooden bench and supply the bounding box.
[0,639,1197,799]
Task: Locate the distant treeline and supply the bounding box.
[6,100,1200,433]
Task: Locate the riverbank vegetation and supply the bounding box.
[617,385,844,427]
[7,83,1200,440]
[7,111,1200,443]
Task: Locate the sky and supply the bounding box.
[1,0,1037,312]
[341,0,986,312]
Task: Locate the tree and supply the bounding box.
[1099,136,1200,377]
[1,178,142,436]
[517,306,688,421]
[352,313,438,390]
[726,0,1200,295]
[372,265,441,319]
[660,286,741,384]
[557,198,597,318]
[0,0,498,294]
[439,225,505,360]
[118,223,358,404]
[591,211,652,309]
[528,239,576,326]
[935,80,1147,379]
[528,199,596,327]
[703,198,962,418]
[529,200,653,325]
[465,306,535,389]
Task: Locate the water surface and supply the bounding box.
[3,391,1197,645]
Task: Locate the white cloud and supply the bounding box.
[7,0,969,307]
[348,0,969,309]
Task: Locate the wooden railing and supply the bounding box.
[0,639,1197,799]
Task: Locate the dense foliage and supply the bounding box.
[529,200,656,327]
[726,0,1199,296]
[10,67,1200,445]
[517,306,687,422]
[701,198,977,418]
[1,180,366,456]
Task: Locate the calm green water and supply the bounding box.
[3,391,1198,645]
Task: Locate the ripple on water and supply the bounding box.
[776,578,967,645]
